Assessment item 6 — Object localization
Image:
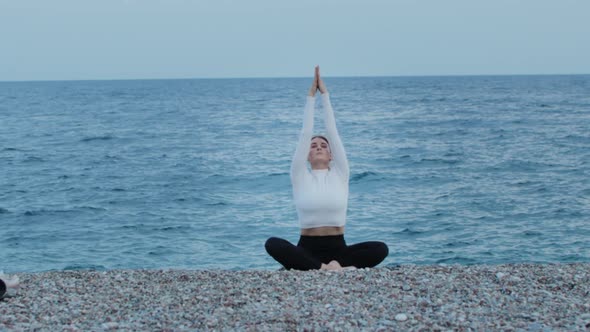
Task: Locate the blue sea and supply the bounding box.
[1,75,589,273]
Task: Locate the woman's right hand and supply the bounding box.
[308,66,320,96]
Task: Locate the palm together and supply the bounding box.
[308,66,328,97]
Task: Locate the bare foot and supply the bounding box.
[321,260,342,271]
[320,261,359,272]
[0,274,20,289]
[320,263,335,270]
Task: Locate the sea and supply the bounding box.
[1,75,589,273]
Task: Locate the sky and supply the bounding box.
[1,0,589,81]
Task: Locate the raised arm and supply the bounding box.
[290,68,319,187]
[318,70,349,181]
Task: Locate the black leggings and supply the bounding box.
[265,235,389,271]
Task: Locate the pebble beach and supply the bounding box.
[1,264,589,331]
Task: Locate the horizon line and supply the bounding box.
[1,72,589,84]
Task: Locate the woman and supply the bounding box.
[265,66,389,271]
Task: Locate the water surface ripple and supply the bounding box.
[1,75,589,272]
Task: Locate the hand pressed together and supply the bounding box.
[308,66,329,97]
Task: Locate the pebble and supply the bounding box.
[379,319,395,326]
[101,322,119,329]
[0,263,588,330]
[395,313,408,321]
[496,272,507,280]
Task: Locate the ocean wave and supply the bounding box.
[511,180,535,186]
[553,208,582,217]
[435,193,451,200]
[350,171,381,183]
[204,172,289,187]
[108,91,131,98]
[395,228,426,236]
[2,147,25,152]
[77,206,107,212]
[204,174,228,184]
[491,159,557,172]
[80,135,116,142]
[433,129,469,136]
[153,225,191,232]
[0,207,10,214]
[435,256,477,265]
[174,196,203,202]
[444,240,476,248]
[443,151,465,158]
[207,202,227,206]
[23,156,44,163]
[24,209,75,216]
[62,264,107,271]
[268,172,288,177]
[120,224,146,230]
[523,230,543,236]
[3,236,20,242]
[415,158,461,166]
[22,206,102,216]
[148,246,169,256]
[562,134,590,144]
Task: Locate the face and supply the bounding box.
[308,137,332,164]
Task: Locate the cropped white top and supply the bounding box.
[290,93,350,229]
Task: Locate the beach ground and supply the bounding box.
[1,264,589,331]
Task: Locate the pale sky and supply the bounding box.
[1,0,589,81]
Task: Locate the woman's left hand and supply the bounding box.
[317,66,328,94]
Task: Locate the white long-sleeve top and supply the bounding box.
[290,93,350,229]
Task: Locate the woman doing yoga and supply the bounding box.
[265,66,389,271]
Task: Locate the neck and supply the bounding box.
[311,163,330,170]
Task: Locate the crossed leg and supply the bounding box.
[336,241,389,268]
[266,237,389,271]
[265,237,322,270]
